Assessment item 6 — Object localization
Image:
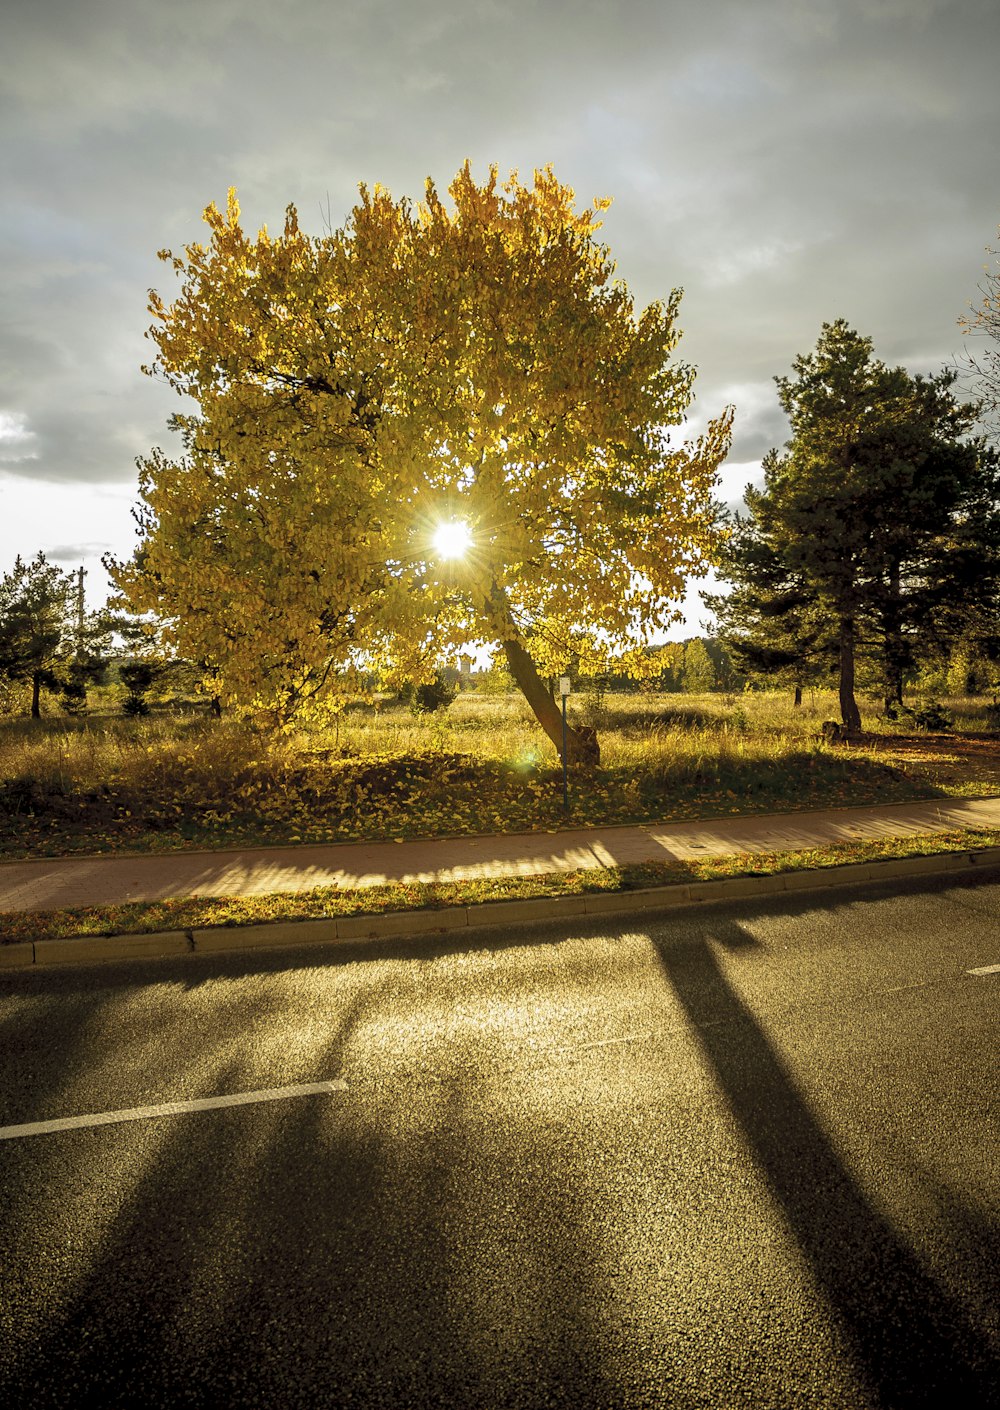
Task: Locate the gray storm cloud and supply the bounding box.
[2,0,997,598]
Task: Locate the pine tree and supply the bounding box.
[712,322,1000,729]
[0,554,75,718]
[707,453,838,705]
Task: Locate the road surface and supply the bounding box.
[1,872,997,1407]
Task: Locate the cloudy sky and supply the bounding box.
[3,0,999,631]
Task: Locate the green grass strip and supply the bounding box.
[4,827,1000,946]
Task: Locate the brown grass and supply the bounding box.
[0,690,997,860]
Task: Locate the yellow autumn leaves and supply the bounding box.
[114,162,732,724]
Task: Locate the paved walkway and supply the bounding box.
[2,795,999,916]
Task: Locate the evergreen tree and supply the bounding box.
[0,556,111,718]
[0,554,75,717]
[847,371,999,715]
[707,453,838,705]
[715,321,1000,730]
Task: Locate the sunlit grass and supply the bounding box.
[0,691,998,860]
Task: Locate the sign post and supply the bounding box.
[559,677,571,812]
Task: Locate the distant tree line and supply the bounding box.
[446,638,743,698]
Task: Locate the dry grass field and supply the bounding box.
[1,690,998,859]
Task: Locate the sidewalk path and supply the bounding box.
[2,795,999,916]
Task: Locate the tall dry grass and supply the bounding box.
[1,689,994,857]
[0,689,870,795]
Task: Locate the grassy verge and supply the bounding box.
[6,826,999,946]
[1,693,998,860]
[0,727,973,859]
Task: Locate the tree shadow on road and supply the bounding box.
[3,887,998,1408]
[652,920,1000,1408]
[0,961,634,1410]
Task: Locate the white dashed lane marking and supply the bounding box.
[967,963,1000,976]
[0,1079,348,1141]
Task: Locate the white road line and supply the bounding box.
[0,1079,348,1141]
[967,963,1000,976]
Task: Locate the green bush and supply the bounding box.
[410,671,457,714]
[902,701,953,731]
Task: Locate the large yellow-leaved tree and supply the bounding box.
[114,164,731,761]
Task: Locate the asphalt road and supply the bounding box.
[0,874,997,1409]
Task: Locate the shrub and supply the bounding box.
[410,671,457,714]
[902,701,953,731]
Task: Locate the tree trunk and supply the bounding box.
[501,637,600,765]
[838,615,862,734]
[793,683,802,708]
[487,584,600,765]
[882,560,905,719]
[31,672,41,719]
[883,681,903,720]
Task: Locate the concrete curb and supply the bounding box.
[6,847,1000,970]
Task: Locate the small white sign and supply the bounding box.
[559,676,572,696]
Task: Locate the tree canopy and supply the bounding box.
[706,449,838,702]
[713,320,1000,729]
[113,163,732,760]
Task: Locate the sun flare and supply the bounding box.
[432,520,473,559]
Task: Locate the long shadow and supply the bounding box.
[0,958,630,1410]
[653,923,999,1407]
[4,878,998,1405]
[0,979,122,1125]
